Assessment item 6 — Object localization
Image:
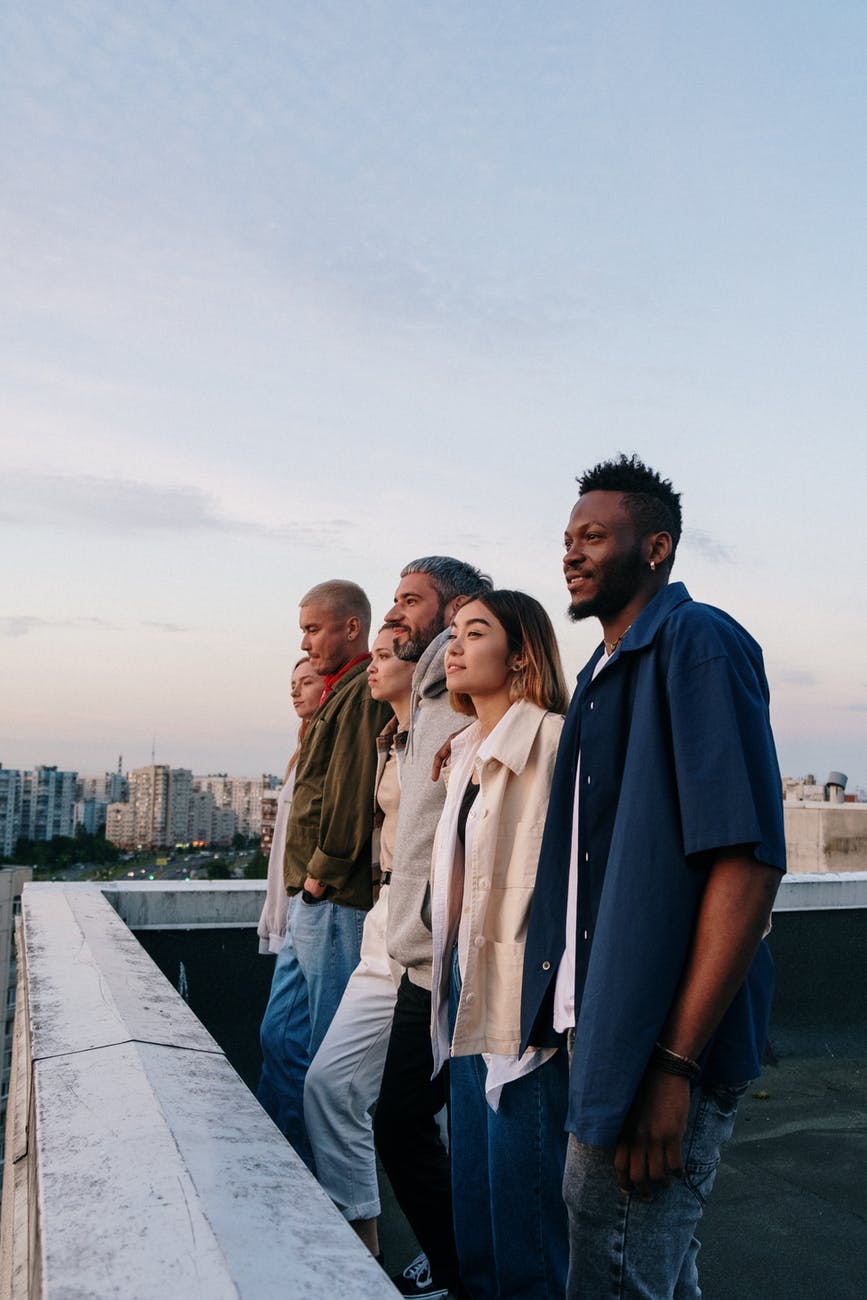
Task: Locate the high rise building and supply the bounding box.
[72,765,129,839]
[0,770,22,859]
[193,775,277,839]
[105,801,136,849]
[260,788,279,855]
[166,769,193,845]
[106,766,194,850]
[11,768,77,844]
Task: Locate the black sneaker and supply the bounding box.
[389,1252,449,1298]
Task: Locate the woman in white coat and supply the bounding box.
[257,657,325,954]
[256,657,324,1125]
[430,589,570,1300]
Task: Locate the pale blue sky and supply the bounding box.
[2,2,865,789]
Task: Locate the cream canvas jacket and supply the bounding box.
[430,699,564,1071]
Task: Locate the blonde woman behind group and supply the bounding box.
[430,589,570,1299]
[256,657,325,953]
[255,657,324,1107]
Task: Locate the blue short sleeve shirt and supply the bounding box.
[520,583,786,1147]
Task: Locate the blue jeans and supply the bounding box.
[563,1079,749,1299]
[257,896,365,1171]
[449,950,569,1298]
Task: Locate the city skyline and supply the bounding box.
[3,3,866,787]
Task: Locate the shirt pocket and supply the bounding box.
[480,939,525,1040]
[490,817,546,889]
[483,885,534,945]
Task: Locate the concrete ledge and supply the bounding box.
[4,883,398,1299]
[102,878,267,929]
[774,872,867,912]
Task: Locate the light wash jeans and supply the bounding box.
[563,1079,749,1299]
[257,895,365,1171]
[303,885,401,1221]
[449,949,570,1299]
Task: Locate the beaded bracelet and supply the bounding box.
[650,1042,701,1080]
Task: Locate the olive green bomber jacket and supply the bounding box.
[283,660,392,909]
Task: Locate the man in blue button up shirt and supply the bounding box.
[521,454,785,1299]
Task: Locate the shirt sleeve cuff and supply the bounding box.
[307,846,355,891]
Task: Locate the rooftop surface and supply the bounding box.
[380,887,867,1300]
[375,1049,867,1300]
[699,1053,867,1299]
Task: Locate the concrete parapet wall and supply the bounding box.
[0,882,398,1300]
[101,877,268,929]
[769,876,867,1056]
[784,804,867,873]
[775,870,867,911]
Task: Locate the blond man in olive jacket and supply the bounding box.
[257,579,390,1168]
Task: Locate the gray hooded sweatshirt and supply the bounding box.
[386,627,467,989]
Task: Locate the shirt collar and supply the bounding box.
[621,581,692,652]
[451,699,551,778]
[376,714,408,751]
[574,583,693,691]
[320,653,371,702]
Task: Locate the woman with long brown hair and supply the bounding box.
[430,589,570,1299]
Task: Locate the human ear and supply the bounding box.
[444,593,470,623]
[647,532,672,569]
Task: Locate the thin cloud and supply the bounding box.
[1,615,198,639]
[0,615,120,638]
[140,620,195,634]
[1,471,351,544]
[681,528,734,563]
[773,667,820,688]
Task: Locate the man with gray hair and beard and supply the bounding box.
[303,557,490,1300]
[375,557,492,1300]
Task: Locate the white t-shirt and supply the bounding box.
[552,650,613,1031]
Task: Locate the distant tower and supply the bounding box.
[151,736,156,766]
[825,771,848,804]
[117,754,123,776]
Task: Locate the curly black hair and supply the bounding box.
[577,453,682,567]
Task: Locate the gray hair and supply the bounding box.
[299,579,372,637]
[400,556,493,607]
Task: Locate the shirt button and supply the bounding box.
[478,878,489,890]
[473,935,485,949]
[585,851,590,862]
[541,960,551,971]
[589,700,595,710]
[464,992,476,1004]
[586,775,591,785]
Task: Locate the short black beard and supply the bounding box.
[566,545,645,624]
[393,613,444,663]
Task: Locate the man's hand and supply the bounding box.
[614,1070,690,1198]
[302,876,327,899]
[431,733,457,781]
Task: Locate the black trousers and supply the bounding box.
[373,972,465,1297]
